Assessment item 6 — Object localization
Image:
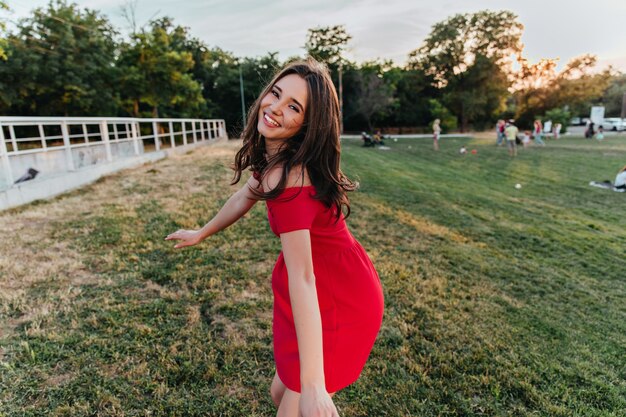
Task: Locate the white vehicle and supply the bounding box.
[601,118,625,131]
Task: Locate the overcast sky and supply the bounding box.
[6,0,626,72]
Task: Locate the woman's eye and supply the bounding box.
[289,105,300,113]
[271,90,279,98]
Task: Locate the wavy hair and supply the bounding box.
[231,58,357,219]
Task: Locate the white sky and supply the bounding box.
[5,0,626,72]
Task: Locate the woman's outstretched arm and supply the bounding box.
[281,230,339,416]
[165,175,261,248]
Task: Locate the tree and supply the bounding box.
[0,0,119,116]
[0,1,8,60]
[442,54,509,131]
[304,25,351,67]
[117,17,203,118]
[602,74,626,117]
[429,99,457,132]
[549,55,613,116]
[352,62,395,131]
[513,55,614,127]
[305,25,352,132]
[409,10,523,86]
[408,10,523,131]
[543,108,570,133]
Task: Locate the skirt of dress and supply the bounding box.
[271,240,384,393]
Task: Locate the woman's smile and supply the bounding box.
[263,112,281,128]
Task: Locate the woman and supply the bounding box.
[615,165,626,190]
[533,120,546,146]
[165,59,384,417]
[432,118,441,151]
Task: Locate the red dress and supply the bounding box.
[263,184,384,393]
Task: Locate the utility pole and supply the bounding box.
[239,63,246,125]
[338,62,344,134]
[621,92,626,120]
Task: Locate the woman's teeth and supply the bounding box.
[264,114,280,127]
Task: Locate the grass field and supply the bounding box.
[1,134,625,416]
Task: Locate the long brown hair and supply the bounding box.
[232,58,357,219]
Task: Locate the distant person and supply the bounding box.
[496,119,505,146]
[361,131,374,147]
[432,119,441,151]
[505,120,518,157]
[595,125,604,141]
[553,123,561,139]
[459,145,467,154]
[373,129,385,146]
[521,130,531,148]
[616,166,626,190]
[589,165,626,192]
[585,121,595,139]
[533,120,546,146]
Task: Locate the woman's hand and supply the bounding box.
[164,229,202,248]
[299,386,339,417]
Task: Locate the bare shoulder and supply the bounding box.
[262,164,311,191]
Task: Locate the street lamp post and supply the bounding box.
[338,61,344,135]
[239,62,246,125]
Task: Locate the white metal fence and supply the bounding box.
[0,116,226,189]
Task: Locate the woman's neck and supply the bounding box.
[264,138,285,158]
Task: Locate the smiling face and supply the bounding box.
[257,73,308,142]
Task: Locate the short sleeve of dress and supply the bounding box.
[267,188,318,234]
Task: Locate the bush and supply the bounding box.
[544,108,571,133]
[429,99,458,132]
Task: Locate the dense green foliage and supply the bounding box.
[0,2,621,134]
[0,1,8,60]
[1,136,625,415]
[409,10,523,131]
[602,74,626,117]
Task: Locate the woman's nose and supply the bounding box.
[269,100,282,114]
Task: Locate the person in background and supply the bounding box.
[585,121,595,139]
[496,120,505,146]
[615,165,626,190]
[505,120,518,157]
[533,120,546,146]
[553,123,561,140]
[373,130,385,146]
[522,130,531,148]
[595,125,604,141]
[432,119,441,151]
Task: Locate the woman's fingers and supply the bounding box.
[165,230,185,241]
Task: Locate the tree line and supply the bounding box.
[0,1,622,135]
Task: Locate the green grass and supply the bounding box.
[1,136,625,416]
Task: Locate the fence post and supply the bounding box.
[60,121,75,171]
[200,120,206,140]
[131,122,140,155]
[192,120,198,143]
[8,125,18,152]
[182,121,187,146]
[152,121,160,151]
[82,123,89,143]
[169,121,175,148]
[38,124,47,150]
[100,120,113,162]
[0,123,14,185]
